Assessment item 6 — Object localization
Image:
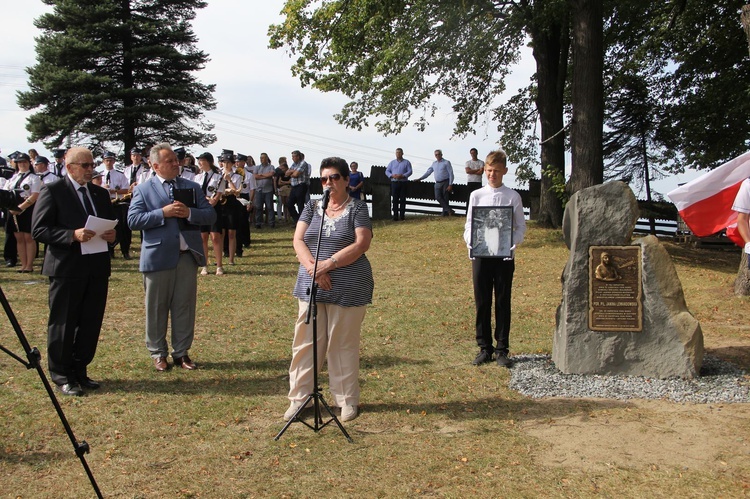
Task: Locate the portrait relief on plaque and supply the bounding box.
[588,245,643,332]
[470,206,514,258]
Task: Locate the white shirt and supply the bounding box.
[6,171,41,198]
[102,168,129,199]
[465,159,484,183]
[732,178,750,213]
[463,183,526,259]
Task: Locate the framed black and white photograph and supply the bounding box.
[470,206,514,258]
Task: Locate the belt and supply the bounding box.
[180,249,191,254]
[436,179,449,183]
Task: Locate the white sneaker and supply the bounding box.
[340,404,358,422]
[284,400,309,421]
[200,267,208,276]
[216,266,224,275]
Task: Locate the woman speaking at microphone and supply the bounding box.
[285,157,374,423]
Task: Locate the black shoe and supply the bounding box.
[79,377,101,389]
[255,225,262,229]
[496,352,513,368]
[393,216,398,221]
[122,252,132,260]
[472,350,493,366]
[58,382,84,396]
[5,260,16,267]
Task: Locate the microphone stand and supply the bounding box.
[275,190,353,442]
[0,285,103,498]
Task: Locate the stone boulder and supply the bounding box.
[553,182,704,378]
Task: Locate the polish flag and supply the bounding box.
[667,152,750,246]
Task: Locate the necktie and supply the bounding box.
[79,186,95,216]
[166,180,175,201]
[201,173,209,193]
[106,172,111,185]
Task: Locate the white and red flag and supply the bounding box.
[667,151,750,246]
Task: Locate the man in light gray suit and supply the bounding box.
[127,143,216,372]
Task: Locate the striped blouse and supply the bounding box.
[293,198,374,307]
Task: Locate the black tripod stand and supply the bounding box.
[275,191,353,443]
[0,285,103,498]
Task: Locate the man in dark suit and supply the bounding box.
[127,143,216,372]
[31,147,117,396]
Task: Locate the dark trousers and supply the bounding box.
[238,193,251,247]
[466,182,482,210]
[119,203,133,254]
[472,258,515,355]
[435,181,451,215]
[390,181,408,220]
[3,223,16,264]
[114,203,130,252]
[47,274,109,385]
[287,183,308,222]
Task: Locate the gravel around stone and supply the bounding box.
[509,354,750,403]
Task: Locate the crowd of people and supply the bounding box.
[2,143,528,424]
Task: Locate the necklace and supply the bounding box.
[327,196,351,212]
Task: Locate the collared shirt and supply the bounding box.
[102,168,129,198]
[419,159,453,185]
[417,159,454,185]
[385,158,413,181]
[194,170,222,196]
[155,175,188,251]
[74,181,98,216]
[6,171,41,198]
[463,183,526,260]
[179,167,196,182]
[289,160,310,187]
[38,171,58,185]
[254,163,276,193]
[123,163,145,185]
[52,161,66,178]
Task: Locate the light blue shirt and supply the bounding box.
[418,159,454,185]
[385,158,413,181]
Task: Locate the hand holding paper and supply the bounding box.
[80,216,118,255]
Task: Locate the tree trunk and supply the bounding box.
[121,0,136,153]
[531,12,569,228]
[567,0,604,195]
[735,251,750,296]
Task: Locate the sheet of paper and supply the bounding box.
[81,216,118,255]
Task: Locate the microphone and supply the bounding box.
[321,186,331,210]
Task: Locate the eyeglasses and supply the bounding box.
[320,173,342,183]
[68,162,96,169]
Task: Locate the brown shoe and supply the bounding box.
[174,355,196,370]
[154,356,169,372]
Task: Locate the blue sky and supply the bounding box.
[0,0,702,195]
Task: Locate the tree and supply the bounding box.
[269,0,575,227]
[660,0,750,170]
[17,0,216,155]
[567,0,604,195]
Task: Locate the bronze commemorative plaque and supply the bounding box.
[588,245,642,332]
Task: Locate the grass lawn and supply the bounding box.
[0,217,748,498]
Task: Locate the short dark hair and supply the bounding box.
[470,147,478,154]
[320,157,349,179]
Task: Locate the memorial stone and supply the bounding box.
[553,181,703,378]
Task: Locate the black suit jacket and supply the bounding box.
[31,176,116,277]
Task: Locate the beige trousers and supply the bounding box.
[288,300,366,407]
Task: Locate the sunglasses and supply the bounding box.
[320,173,342,183]
[68,162,97,169]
